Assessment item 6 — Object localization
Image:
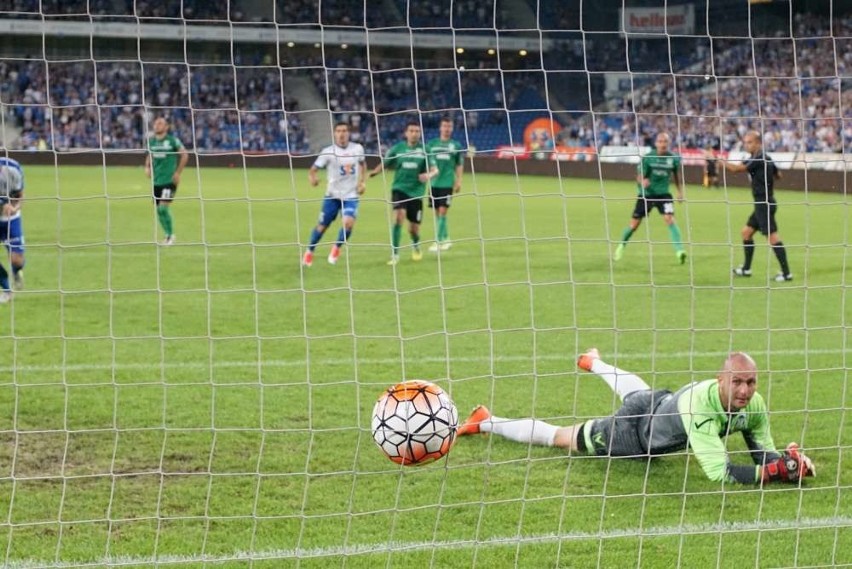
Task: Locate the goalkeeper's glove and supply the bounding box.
[761,443,816,483]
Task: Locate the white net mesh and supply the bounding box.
[0,1,849,567]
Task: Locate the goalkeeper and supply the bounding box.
[458,349,816,484]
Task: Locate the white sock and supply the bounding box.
[590,359,650,401]
[480,416,557,447]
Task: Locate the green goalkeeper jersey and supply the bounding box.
[638,150,681,197]
[148,133,185,186]
[384,141,429,198]
[426,138,463,188]
[643,379,778,483]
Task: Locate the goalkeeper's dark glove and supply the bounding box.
[761,443,816,483]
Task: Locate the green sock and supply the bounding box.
[392,224,402,253]
[620,227,634,244]
[157,205,173,236]
[411,231,420,249]
[437,216,448,241]
[156,207,165,233]
[668,223,683,252]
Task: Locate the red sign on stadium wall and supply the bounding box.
[553,147,597,161]
[620,5,695,36]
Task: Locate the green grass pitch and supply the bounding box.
[0,164,850,568]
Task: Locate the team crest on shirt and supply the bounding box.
[732,413,748,430]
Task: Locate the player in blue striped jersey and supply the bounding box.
[302,122,366,267]
[0,157,25,302]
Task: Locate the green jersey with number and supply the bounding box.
[148,134,185,186]
[384,141,429,198]
[638,150,681,197]
[426,138,463,188]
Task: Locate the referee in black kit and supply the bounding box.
[723,131,793,282]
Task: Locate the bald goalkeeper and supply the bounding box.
[458,349,816,484]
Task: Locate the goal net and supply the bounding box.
[0,0,849,567]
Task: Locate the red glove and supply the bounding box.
[762,443,816,483]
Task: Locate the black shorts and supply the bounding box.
[586,389,673,457]
[391,189,423,224]
[632,195,674,219]
[429,187,453,210]
[153,184,177,204]
[747,203,778,235]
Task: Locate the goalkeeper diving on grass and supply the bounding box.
[458,349,816,484]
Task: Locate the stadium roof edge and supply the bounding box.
[0,19,551,51]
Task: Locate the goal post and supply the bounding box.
[0,1,849,567]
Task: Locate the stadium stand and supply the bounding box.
[3,60,309,153]
[275,0,400,27]
[400,0,503,29]
[590,13,852,153]
[319,64,549,153]
[0,0,236,21]
[1,5,849,154]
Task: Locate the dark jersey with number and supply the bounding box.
[638,151,681,197]
[744,151,778,204]
[426,137,464,188]
[148,133,185,186]
[384,141,429,198]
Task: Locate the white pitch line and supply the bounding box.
[2,347,849,375]
[4,514,850,568]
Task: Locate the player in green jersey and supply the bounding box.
[426,117,464,252]
[458,349,816,484]
[145,117,188,246]
[614,133,686,264]
[368,121,437,265]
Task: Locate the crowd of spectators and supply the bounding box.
[2,60,309,153]
[525,1,579,32]
[1,9,850,155]
[274,0,406,28]
[0,0,508,28]
[276,0,510,29]
[0,0,237,21]
[400,0,506,29]
[319,63,465,152]
[314,58,541,153]
[557,13,852,154]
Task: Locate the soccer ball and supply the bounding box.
[371,380,458,466]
